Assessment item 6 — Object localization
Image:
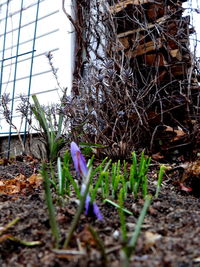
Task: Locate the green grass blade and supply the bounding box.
[103,159,112,172]
[103,171,109,198]
[116,160,121,176]
[104,199,133,215]
[142,175,148,198]
[90,157,108,179]
[49,161,56,188]
[41,162,60,248]
[121,175,127,199]
[63,168,92,248]
[64,166,81,198]
[111,162,117,187]
[155,165,165,198]
[87,155,95,169]
[57,157,65,195]
[87,225,107,264]
[0,217,20,236]
[113,175,121,198]
[127,195,152,257]
[32,95,50,139]
[129,164,135,193]
[132,152,137,175]
[130,152,137,192]
[91,172,104,202]
[57,89,66,136]
[123,160,127,180]
[138,151,145,178]
[118,188,127,242]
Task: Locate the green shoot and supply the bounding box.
[57,157,64,196]
[32,94,65,162]
[103,159,112,172]
[123,160,128,180]
[126,195,152,257]
[102,171,109,198]
[90,157,109,179]
[104,199,133,215]
[91,172,104,202]
[113,175,121,199]
[87,155,95,169]
[63,168,92,248]
[87,225,107,264]
[111,162,117,187]
[64,166,81,198]
[41,162,60,248]
[90,159,112,201]
[49,161,56,188]
[0,217,20,236]
[118,188,127,242]
[117,160,121,176]
[155,165,165,198]
[121,175,127,199]
[129,151,151,198]
[62,151,70,195]
[129,152,137,192]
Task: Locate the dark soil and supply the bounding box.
[0,158,200,267]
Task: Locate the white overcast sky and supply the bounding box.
[183,0,200,57]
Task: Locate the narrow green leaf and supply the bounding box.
[0,218,20,236]
[91,172,104,202]
[155,165,165,198]
[7,236,41,246]
[63,168,92,248]
[127,195,152,257]
[118,188,127,242]
[65,167,80,198]
[57,157,64,195]
[41,162,60,248]
[104,199,133,215]
[87,225,107,264]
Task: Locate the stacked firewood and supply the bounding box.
[107,0,199,157]
[109,0,195,83]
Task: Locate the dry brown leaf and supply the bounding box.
[0,173,42,195]
[1,184,21,194]
[165,126,186,141]
[152,152,164,160]
[0,174,26,194]
[78,225,97,247]
[181,160,200,185]
[28,174,43,187]
[15,173,26,182]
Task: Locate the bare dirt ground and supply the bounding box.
[0,158,200,267]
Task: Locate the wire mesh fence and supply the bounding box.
[0,0,40,156]
[0,0,73,157]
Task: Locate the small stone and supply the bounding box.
[113,230,120,240]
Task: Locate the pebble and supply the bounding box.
[113,230,120,240]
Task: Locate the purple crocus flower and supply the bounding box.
[70,142,88,178]
[70,142,103,220]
